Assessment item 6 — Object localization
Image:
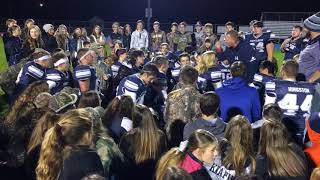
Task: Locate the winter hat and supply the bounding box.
[48,92,78,113]
[34,92,53,108]
[304,12,320,32]
[306,112,320,143]
[43,24,54,33]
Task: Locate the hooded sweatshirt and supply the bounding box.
[216,77,261,123]
[183,117,226,140]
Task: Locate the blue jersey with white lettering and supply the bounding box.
[245,32,275,61]
[116,74,146,104]
[265,80,315,133]
[251,73,276,106]
[198,66,223,92]
[16,61,46,88]
[46,69,73,94]
[170,62,181,82]
[284,37,305,60]
[74,65,100,92]
[222,40,258,82]
[111,61,123,78]
[219,63,232,82]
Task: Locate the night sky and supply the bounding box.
[2,0,319,25]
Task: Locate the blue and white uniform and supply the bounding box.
[265,80,316,143]
[116,74,147,104]
[245,31,275,61]
[74,64,100,93]
[46,69,73,94]
[16,61,46,90]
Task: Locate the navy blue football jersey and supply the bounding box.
[218,63,232,82]
[16,61,46,88]
[251,73,276,106]
[265,80,315,134]
[46,69,73,94]
[199,66,223,91]
[111,61,123,78]
[116,74,147,104]
[170,62,181,82]
[74,65,100,93]
[245,32,275,61]
[283,37,305,60]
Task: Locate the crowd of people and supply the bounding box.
[0,11,320,180]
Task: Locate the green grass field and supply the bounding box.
[0,37,9,118]
[0,37,285,117]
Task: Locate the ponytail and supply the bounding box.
[36,125,64,180]
[155,148,186,180]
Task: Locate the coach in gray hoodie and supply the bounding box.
[183,92,226,140]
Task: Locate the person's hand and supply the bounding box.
[103,74,109,80]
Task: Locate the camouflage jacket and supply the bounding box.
[164,85,201,129]
[93,60,113,91]
[167,32,178,52]
[96,137,124,177]
[173,32,193,52]
[150,30,167,52]
[0,57,29,94]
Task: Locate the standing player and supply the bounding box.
[15,49,52,96]
[281,25,305,61]
[245,21,275,62]
[46,52,73,95]
[74,48,100,94]
[265,60,317,145]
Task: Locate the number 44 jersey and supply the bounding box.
[265,80,316,131]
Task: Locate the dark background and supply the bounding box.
[1,0,319,26]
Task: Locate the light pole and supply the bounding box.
[146,0,152,32]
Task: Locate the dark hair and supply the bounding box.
[6,18,17,27]
[282,60,299,78]
[137,20,144,26]
[231,61,246,77]
[77,48,90,59]
[163,167,193,180]
[83,41,91,47]
[225,21,235,28]
[51,52,68,65]
[102,95,134,128]
[78,91,100,108]
[8,25,20,36]
[259,60,276,76]
[263,103,282,122]
[200,92,220,116]
[178,53,190,62]
[166,119,186,148]
[153,56,168,68]
[293,25,303,32]
[180,65,199,85]
[141,63,159,77]
[171,22,178,27]
[130,50,144,62]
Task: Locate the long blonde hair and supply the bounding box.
[36,109,93,180]
[223,115,256,175]
[196,51,217,74]
[156,129,218,180]
[258,121,306,177]
[123,105,165,164]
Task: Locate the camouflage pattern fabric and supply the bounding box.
[173,32,192,52]
[164,85,201,132]
[167,32,178,52]
[150,30,167,52]
[0,57,29,95]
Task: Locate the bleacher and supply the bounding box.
[263,21,303,39]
